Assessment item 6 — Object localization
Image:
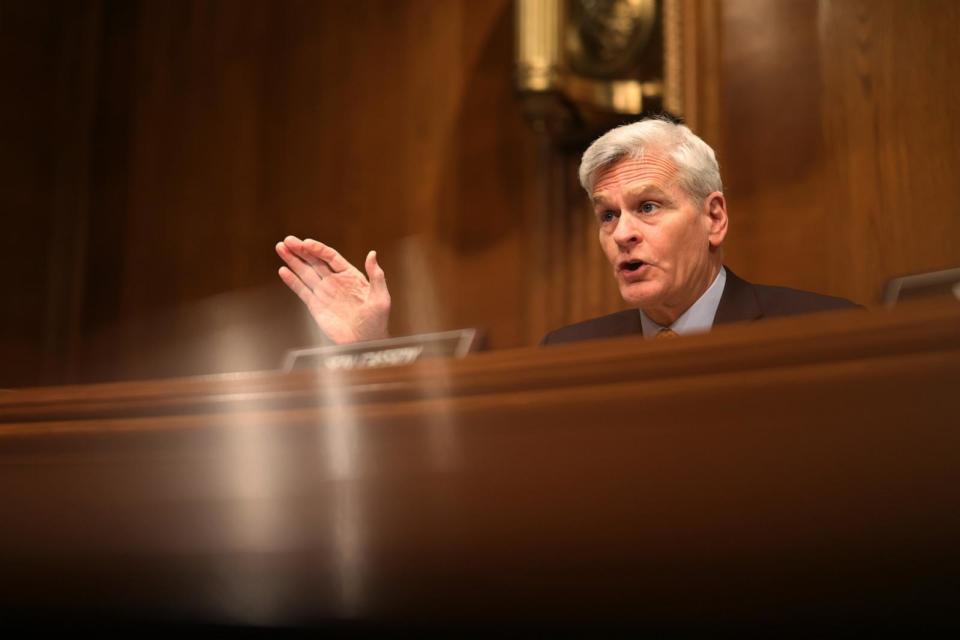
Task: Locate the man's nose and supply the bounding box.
[612,215,641,247]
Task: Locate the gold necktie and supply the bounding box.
[656,328,679,339]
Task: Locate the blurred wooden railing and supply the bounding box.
[2,300,959,630]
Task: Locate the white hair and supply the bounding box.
[578,116,722,203]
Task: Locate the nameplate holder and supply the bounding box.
[281,328,479,372]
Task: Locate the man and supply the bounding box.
[275,117,855,346]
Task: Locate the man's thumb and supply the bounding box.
[365,250,388,292]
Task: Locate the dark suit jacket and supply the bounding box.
[541,268,858,346]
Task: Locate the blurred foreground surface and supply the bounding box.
[1,300,959,632]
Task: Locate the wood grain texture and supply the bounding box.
[1,0,549,386]
[113,0,537,337]
[0,1,101,387]
[720,0,960,304]
[5,0,960,387]
[68,0,546,383]
[4,299,957,423]
[818,0,960,298]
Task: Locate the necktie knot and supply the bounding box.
[656,328,679,339]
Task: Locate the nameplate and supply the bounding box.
[883,266,960,306]
[281,329,478,372]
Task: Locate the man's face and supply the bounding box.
[591,152,726,324]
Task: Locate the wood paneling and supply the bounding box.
[84,0,542,381]
[720,0,960,303]
[0,1,101,387]
[4,0,960,386]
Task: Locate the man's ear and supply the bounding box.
[704,192,728,248]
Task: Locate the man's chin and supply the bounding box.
[618,281,663,308]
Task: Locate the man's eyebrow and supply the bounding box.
[591,184,670,207]
[590,194,613,207]
[623,184,669,199]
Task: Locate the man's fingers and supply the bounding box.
[303,239,353,274]
[278,266,319,311]
[365,250,389,295]
[297,248,335,278]
[276,241,325,291]
[283,236,334,277]
[282,235,307,260]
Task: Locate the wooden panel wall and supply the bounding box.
[0,1,101,388]
[79,0,544,378]
[719,0,960,302]
[2,0,551,385]
[3,0,959,387]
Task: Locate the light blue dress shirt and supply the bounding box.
[639,267,727,337]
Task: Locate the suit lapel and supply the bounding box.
[713,268,763,326]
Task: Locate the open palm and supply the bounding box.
[276,236,391,344]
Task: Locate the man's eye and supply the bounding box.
[640,202,660,214]
[599,210,617,223]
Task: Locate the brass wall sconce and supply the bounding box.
[515,0,685,143]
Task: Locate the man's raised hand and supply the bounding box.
[276,236,391,344]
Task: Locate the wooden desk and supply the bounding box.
[2,301,959,630]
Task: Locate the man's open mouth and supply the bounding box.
[620,260,645,272]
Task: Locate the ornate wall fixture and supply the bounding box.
[515,0,685,142]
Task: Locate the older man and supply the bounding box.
[276,117,855,345]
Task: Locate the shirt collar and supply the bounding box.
[640,267,727,337]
